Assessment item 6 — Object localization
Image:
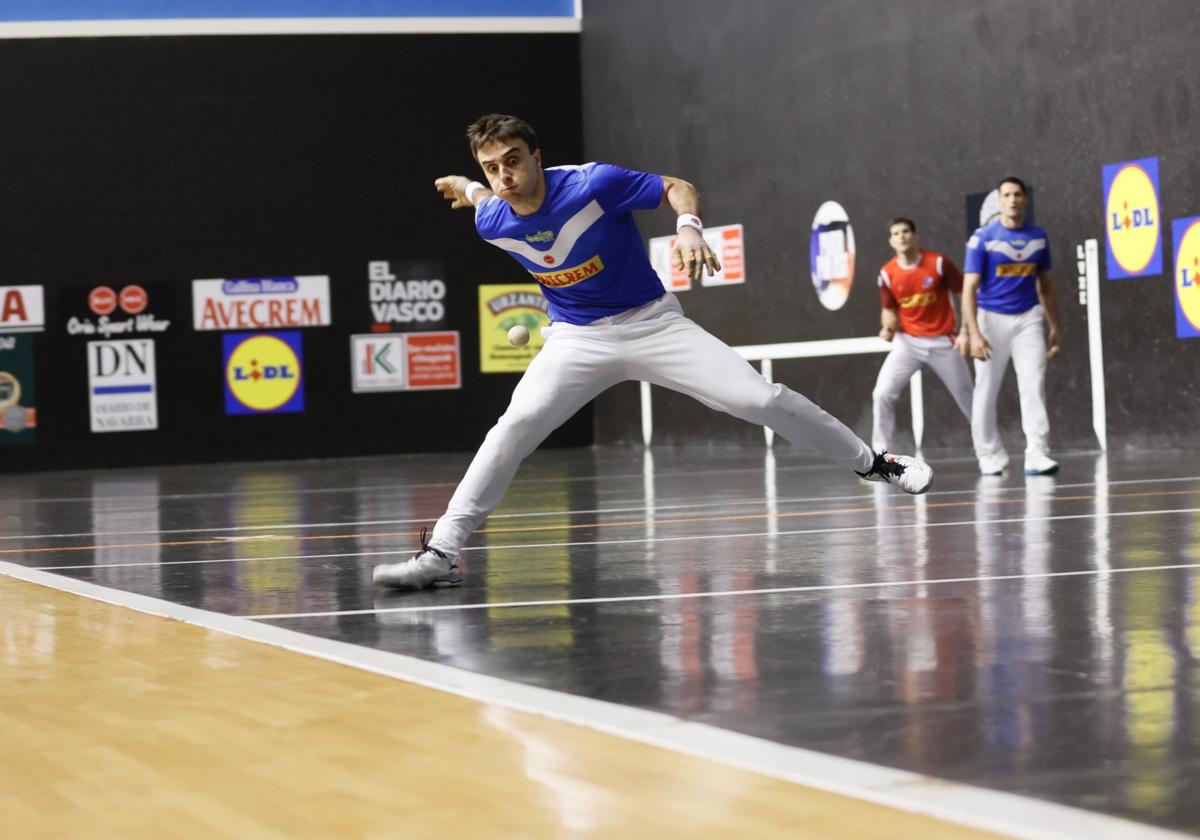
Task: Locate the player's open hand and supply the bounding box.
[434,175,473,209]
[1046,328,1061,359]
[672,228,720,284]
[969,333,992,361]
[953,330,969,356]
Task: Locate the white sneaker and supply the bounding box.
[1024,454,1059,475]
[856,451,933,495]
[978,451,1009,476]
[373,529,463,590]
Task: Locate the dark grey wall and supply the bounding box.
[581,0,1199,452]
[0,33,585,471]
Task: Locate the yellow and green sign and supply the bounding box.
[478,284,549,373]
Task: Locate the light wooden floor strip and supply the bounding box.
[1,574,1003,839]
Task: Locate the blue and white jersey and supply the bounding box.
[475,163,665,325]
[964,221,1051,315]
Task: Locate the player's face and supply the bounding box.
[888,223,916,255]
[476,139,542,204]
[999,182,1027,221]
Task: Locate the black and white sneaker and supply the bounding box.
[856,451,933,495]
[373,528,464,590]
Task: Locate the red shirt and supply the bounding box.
[879,249,963,338]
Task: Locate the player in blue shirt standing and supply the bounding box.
[961,177,1063,476]
[374,114,933,590]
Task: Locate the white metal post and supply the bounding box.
[1085,238,1107,450]
[761,358,774,448]
[909,369,924,453]
[639,381,653,447]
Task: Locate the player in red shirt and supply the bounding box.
[872,218,973,452]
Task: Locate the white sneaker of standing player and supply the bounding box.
[978,451,1010,476]
[1024,454,1059,476]
[373,528,464,590]
[855,451,933,495]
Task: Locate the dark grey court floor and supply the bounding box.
[2,445,1199,836]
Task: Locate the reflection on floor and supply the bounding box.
[2,446,1199,836]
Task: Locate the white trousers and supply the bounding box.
[871,333,973,452]
[430,294,874,554]
[972,305,1050,459]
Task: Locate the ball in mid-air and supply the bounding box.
[507,324,531,347]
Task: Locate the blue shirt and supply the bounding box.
[475,163,665,324]
[963,221,1052,315]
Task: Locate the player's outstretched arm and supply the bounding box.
[434,175,492,210]
[662,176,721,284]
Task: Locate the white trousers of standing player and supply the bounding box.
[429,293,874,555]
[871,333,974,452]
[971,304,1050,460]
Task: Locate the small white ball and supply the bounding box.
[507,324,531,347]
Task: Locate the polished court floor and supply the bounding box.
[3,445,1199,837]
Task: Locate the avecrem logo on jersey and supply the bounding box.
[528,255,605,288]
[1103,157,1163,279]
[193,276,331,331]
[0,286,45,334]
[367,260,447,330]
[995,263,1038,277]
[66,283,171,338]
[88,339,158,433]
[223,331,304,415]
[899,291,937,309]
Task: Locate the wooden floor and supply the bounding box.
[3,445,1199,838]
[1,575,1001,839]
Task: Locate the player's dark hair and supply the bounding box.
[997,176,1028,195]
[466,114,540,157]
[887,217,916,234]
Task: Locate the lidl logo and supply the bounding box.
[1173,217,1200,339]
[1102,157,1162,279]
[223,331,304,414]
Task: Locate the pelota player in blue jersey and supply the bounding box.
[960,177,1063,477]
[374,114,934,590]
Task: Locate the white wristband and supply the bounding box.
[676,213,703,234]
[465,181,488,205]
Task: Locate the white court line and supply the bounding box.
[7,473,1200,543]
[250,560,1200,620]
[36,548,409,571]
[0,453,925,508]
[1,488,883,541]
[29,506,1200,572]
[0,559,1183,840]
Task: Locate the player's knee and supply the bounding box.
[495,405,542,436]
[741,381,790,422]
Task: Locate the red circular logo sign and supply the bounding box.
[119,285,148,314]
[543,256,554,264]
[88,286,117,315]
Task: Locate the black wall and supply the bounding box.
[581,1,1199,452]
[0,32,585,471]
